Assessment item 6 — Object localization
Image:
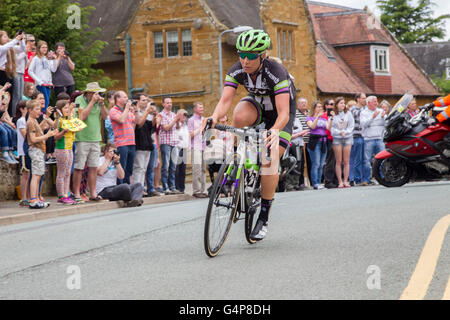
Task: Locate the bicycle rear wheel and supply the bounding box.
[204,154,241,257]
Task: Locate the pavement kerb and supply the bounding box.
[0,194,195,227]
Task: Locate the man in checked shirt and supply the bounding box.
[159,97,182,195]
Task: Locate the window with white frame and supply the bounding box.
[370,45,390,74]
[446,66,450,80]
[153,29,192,59]
[166,30,179,57]
[154,32,163,59]
[182,29,192,56]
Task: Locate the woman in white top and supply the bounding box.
[174,109,190,193]
[330,97,355,188]
[28,41,57,113]
[0,30,26,115]
[12,32,27,117]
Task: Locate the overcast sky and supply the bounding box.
[319,0,450,41]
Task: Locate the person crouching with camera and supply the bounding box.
[96,143,143,207]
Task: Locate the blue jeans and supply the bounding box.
[0,123,16,150]
[349,136,364,184]
[363,139,385,183]
[117,145,136,185]
[146,144,158,193]
[36,85,51,113]
[160,144,177,191]
[12,73,24,117]
[308,141,328,187]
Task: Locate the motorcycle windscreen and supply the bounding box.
[390,92,414,116]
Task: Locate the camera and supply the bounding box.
[132,100,138,106]
[98,92,105,98]
[327,109,332,117]
[17,30,24,35]
[64,50,70,57]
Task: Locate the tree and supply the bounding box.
[0,0,117,90]
[432,75,450,95]
[377,0,450,43]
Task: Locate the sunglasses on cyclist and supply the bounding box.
[238,51,261,61]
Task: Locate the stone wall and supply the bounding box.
[0,161,20,201]
[0,161,56,201]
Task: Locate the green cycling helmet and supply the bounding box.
[236,29,271,52]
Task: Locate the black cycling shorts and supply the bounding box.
[240,94,295,149]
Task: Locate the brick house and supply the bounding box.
[79,0,317,115]
[308,1,440,106]
[79,0,440,113]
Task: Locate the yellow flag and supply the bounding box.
[60,118,87,132]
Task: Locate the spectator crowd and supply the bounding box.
[285,94,402,191]
[1,30,421,210]
[0,31,212,210]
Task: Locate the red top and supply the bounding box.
[24,51,35,83]
[109,106,136,147]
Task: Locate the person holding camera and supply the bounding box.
[96,143,143,207]
[306,101,333,190]
[72,82,109,203]
[1,30,26,116]
[132,94,157,193]
[52,42,75,98]
[12,31,27,117]
[28,41,58,113]
[110,91,146,185]
[323,99,339,189]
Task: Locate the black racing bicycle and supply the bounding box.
[203,120,271,257]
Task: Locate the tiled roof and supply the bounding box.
[307,1,439,96]
[78,0,142,64]
[404,41,450,77]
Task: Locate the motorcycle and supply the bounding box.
[373,93,450,187]
[277,143,301,192]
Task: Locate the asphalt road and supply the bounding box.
[0,181,449,300]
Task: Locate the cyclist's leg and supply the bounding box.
[251,114,294,240]
[231,96,261,128]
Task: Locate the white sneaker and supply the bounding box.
[250,219,268,241]
[313,184,325,190]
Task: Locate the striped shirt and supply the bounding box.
[109,105,136,147]
[295,110,310,144]
[350,105,364,137]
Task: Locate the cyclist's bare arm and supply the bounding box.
[211,86,237,126]
[266,92,290,149]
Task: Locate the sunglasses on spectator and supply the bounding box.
[27,39,35,42]
[238,51,262,61]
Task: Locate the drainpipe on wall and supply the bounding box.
[126,33,144,98]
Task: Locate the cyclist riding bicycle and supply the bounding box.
[207,29,297,241]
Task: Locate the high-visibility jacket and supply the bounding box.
[433,95,450,123]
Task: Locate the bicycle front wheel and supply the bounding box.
[204,154,241,257]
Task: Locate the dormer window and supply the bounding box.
[370,45,390,75]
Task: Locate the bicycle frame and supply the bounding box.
[214,126,266,216]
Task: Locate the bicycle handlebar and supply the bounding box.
[204,118,272,162]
